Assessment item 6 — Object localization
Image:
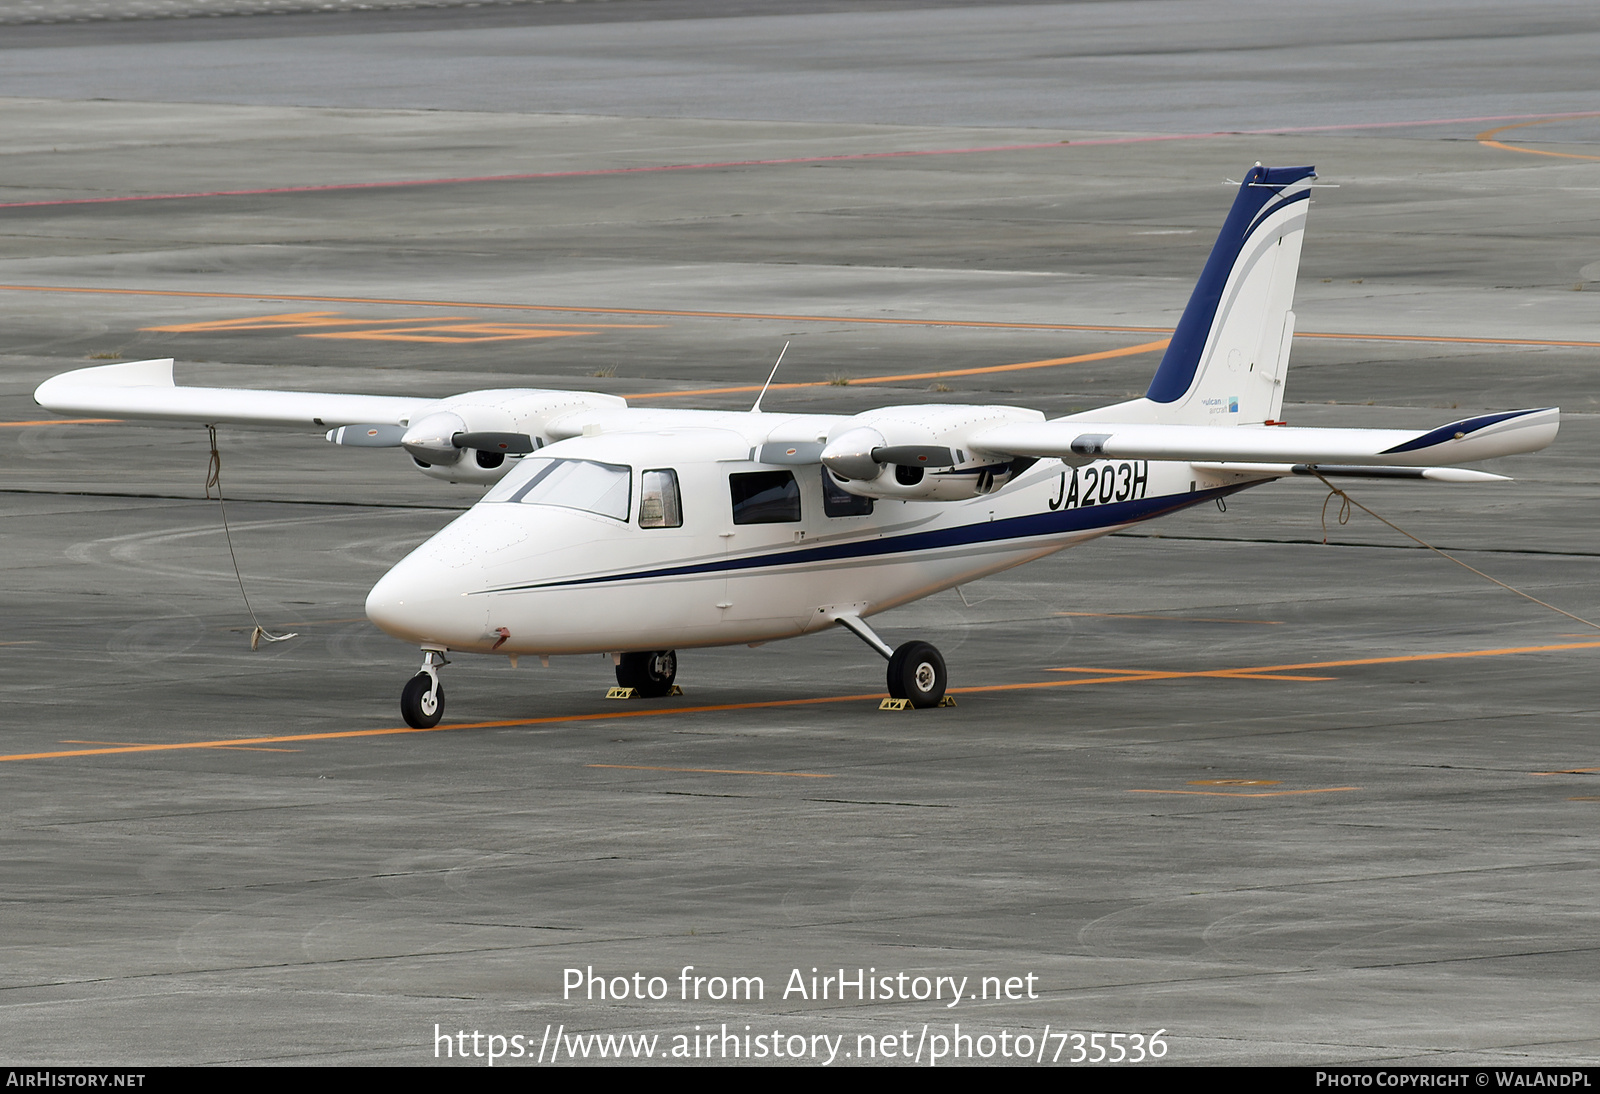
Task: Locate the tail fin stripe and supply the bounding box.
[1244,188,1309,240]
[1145,165,1316,406]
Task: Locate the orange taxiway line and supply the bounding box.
[0,284,1173,334]
[6,641,1598,765]
[1297,331,1600,349]
[1477,114,1600,163]
[3,110,1594,211]
[1055,612,1282,625]
[0,692,889,763]
[587,764,833,778]
[1128,787,1360,798]
[624,340,1170,399]
[5,284,1600,349]
[1191,641,1600,676]
[0,419,120,427]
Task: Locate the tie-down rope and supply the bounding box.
[1312,470,1600,632]
[206,425,297,650]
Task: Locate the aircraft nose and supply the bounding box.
[365,557,486,647]
[364,568,423,642]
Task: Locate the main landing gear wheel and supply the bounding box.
[616,650,677,698]
[401,673,444,728]
[887,640,946,708]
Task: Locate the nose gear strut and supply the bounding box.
[400,647,449,728]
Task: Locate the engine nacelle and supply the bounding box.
[820,404,1045,501]
[399,389,626,485]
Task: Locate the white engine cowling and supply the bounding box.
[820,404,1046,501]
[395,389,626,485]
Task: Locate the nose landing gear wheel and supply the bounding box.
[616,650,677,698]
[887,641,946,708]
[401,673,444,729]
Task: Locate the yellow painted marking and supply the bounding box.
[1056,612,1282,625]
[1129,787,1359,798]
[1477,113,1600,162]
[7,642,1598,765]
[0,419,119,427]
[1189,779,1281,786]
[6,284,1598,348]
[587,764,833,778]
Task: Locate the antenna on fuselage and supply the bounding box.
[751,341,790,413]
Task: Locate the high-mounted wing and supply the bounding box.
[34,357,628,485]
[33,357,428,428]
[968,407,1559,470]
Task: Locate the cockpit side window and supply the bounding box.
[638,469,683,528]
[821,468,874,517]
[730,470,801,524]
[482,457,632,521]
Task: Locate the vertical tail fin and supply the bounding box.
[1144,165,1315,425]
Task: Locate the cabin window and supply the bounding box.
[730,470,801,524]
[482,457,632,521]
[638,469,683,528]
[821,469,874,517]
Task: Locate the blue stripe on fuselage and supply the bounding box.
[482,480,1262,594]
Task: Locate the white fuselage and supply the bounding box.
[363,414,1249,657]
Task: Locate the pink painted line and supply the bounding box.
[2,143,1068,209]
[6,110,1597,211]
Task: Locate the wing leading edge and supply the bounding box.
[969,407,1558,471]
[34,358,430,428]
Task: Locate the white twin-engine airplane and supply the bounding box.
[35,165,1559,728]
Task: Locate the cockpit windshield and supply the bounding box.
[481,457,632,521]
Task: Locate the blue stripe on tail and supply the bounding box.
[1146,165,1316,404]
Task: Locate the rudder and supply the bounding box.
[1144,165,1315,425]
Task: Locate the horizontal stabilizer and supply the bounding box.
[970,408,1558,467]
[1190,462,1512,483]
